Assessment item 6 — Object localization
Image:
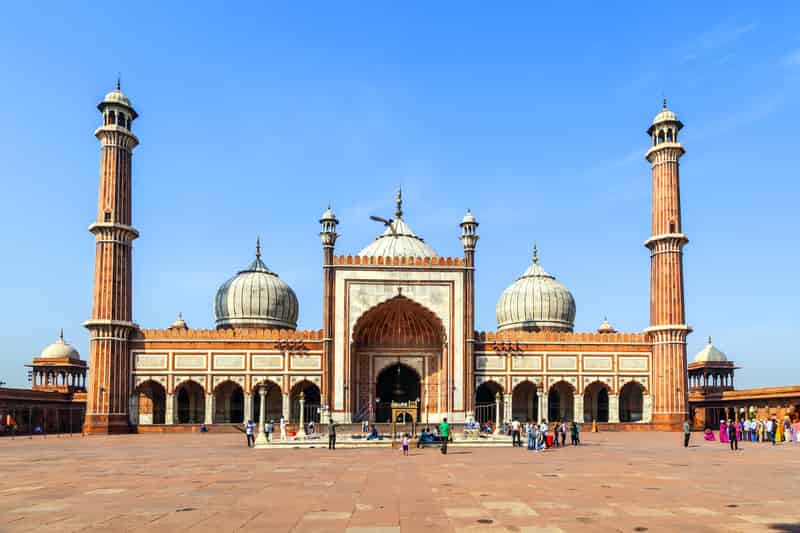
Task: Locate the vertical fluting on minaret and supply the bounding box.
[83,82,140,434]
[460,209,479,418]
[320,205,339,420]
[644,99,691,429]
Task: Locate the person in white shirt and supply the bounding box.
[510,418,522,447]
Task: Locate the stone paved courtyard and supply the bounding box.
[1,431,799,532]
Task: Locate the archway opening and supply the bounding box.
[475,381,503,424]
[619,382,644,422]
[512,381,538,422]
[548,381,574,422]
[583,382,609,423]
[375,363,421,423]
[252,381,282,424]
[136,380,166,425]
[214,381,244,423]
[290,381,321,424]
[176,381,205,424]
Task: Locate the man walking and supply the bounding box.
[328,418,337,450]
[439,417,450,454]
[511,418,521,447]
[728,419,738,451]
[245,419,255,448]
[683,418,691,448]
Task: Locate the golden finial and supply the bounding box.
[533,241,539,264]
[396,186,403,219]
[59,328,64,341]
[116,74,121,91]
[663,95,667,109]
[255,236,261,260]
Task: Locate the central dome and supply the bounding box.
[214,240,298,329]
[358,188,437,258]
[496,245,576,332]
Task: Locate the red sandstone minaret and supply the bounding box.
[460,209,479,419]
[319,204,339,420]
[645,98,691,429]
[83,81,139,434]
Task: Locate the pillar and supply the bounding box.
[297,391,307,439]
[244,391,252,423]
[573,394,584,423]
[608,394,620,423]
[165,393,174,425]
[504,393,512,422]
[282,393,290,421]
[643,394,652,423]
[204,394,213,425]
[540,389,548,423]
[493,392,502,434]
[255,388,268,445]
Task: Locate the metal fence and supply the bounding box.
[1,406,85,438]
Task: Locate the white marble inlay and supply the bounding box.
[134,353,167,369]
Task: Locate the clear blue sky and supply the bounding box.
[1,3,798,389]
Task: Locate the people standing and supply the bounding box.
[280,416,287,441]
[402,433,410,456]
[245,419,255,448]
[560,421,567,446]
[571,421,580,446]
[728,420,738,451]
[683,418,691,448]
[719,420,729,444]
[328,418,337,450]
[511,418,522,447]
[439,417,450,454]
[267,419,274,442]
[527,421,535,450]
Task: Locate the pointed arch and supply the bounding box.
[548,380,575,422]
[352,295,445,348]
[583,381,610,423]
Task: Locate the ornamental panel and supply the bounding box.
[547,355,577,371]
[583,356,613,371]
[252,354,283,370]
[134,353,167,370]
[174,354,207,370]
[619,357,648,371]
[213,354,245,370]
[476,355,505,371]
[512,355,542,371]
[290,354,321,370]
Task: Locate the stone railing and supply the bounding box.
[333,255,464,267]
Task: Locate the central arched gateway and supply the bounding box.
[351,295,445,424]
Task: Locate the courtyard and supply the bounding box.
[1,431,799,532]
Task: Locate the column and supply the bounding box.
[536,389,547,424]
[255,388,268,445]
[573,394,584,423]
[204,394,213,425]
[282,393,290,421]
[642,394,652,423]
[297,391,307,439]
[493,392,502,434]
[504,393,512,422]
[165,393,174,424]
[128,394,138,426]
[608,394,620,423]
[244,392,253,423]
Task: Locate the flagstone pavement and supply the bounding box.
[1,431,799,532]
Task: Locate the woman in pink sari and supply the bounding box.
[704,427,716,441]
[719,420,729,443]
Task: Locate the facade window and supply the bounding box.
[104,211,111,222]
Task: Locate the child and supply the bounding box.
[402,433,410,456]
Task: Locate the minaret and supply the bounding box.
[319,204,339,420]
[460,209,479,419]
[644,98,691,429]
[83,81,140,434]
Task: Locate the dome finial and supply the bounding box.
[708,335,712,345]
[396,186,403,219]
[59,328,64,342]
[532,241,539,264]
[663,95,667,109]
[116,74,121,91]
[255,236,262,260]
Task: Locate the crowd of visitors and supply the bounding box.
[703,415,800,449]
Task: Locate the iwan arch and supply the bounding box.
[83,85,689,434]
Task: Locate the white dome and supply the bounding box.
[693,337,728,363]
[359,218,437,258]
[214,243,298,329]
[40,330,80,360]
[496,247,576,332]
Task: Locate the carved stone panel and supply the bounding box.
[252,354,283,370]
[213,354,245,370]
[548,356,577,371]
[174,354,207,370]
[619,357,648,371]
[512,355,542,371]
[134,353,167,370]
[583,356,613,371]
[476,355,505,371]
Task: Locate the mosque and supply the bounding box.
[6,84,798,436]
